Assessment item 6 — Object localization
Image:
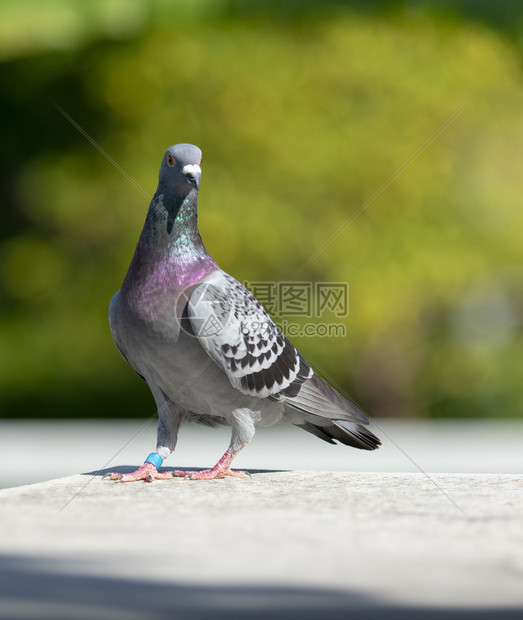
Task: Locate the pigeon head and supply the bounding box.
[158,143,202,195]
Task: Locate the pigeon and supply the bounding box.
[109,143,380,482]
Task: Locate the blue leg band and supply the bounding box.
[144,452,163,469]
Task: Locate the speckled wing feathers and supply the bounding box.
[187,271,312,399]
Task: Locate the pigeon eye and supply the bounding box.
[199,156,203,165]
[167,155,175,167]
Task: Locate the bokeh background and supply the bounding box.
[1,0,522,421]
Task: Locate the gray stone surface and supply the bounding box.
[0,469,521,618]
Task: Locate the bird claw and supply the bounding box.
[175,448,250,480]
[172,470,189,478]
[185,468,248,480]
[106,463,174,483]
[106,448,250,482]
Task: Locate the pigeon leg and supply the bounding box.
[109,398,182,482]
[176,408,255,480]
[175,447,247,480]
[109,462,174,482]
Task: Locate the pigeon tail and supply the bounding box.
[284,373,369,424]
[284,373,381,450]
[294,419,381,451]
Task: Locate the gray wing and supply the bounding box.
[186,270,311,399]
[186,270,381,450]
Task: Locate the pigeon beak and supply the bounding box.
[182,164,201,190]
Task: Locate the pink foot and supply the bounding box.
[175,449,249,480]
[185,467,247,480]
[108,463,174,483]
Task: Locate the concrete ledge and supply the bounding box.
[0,471,522,618]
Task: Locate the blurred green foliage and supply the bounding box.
[0,1,522,419]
